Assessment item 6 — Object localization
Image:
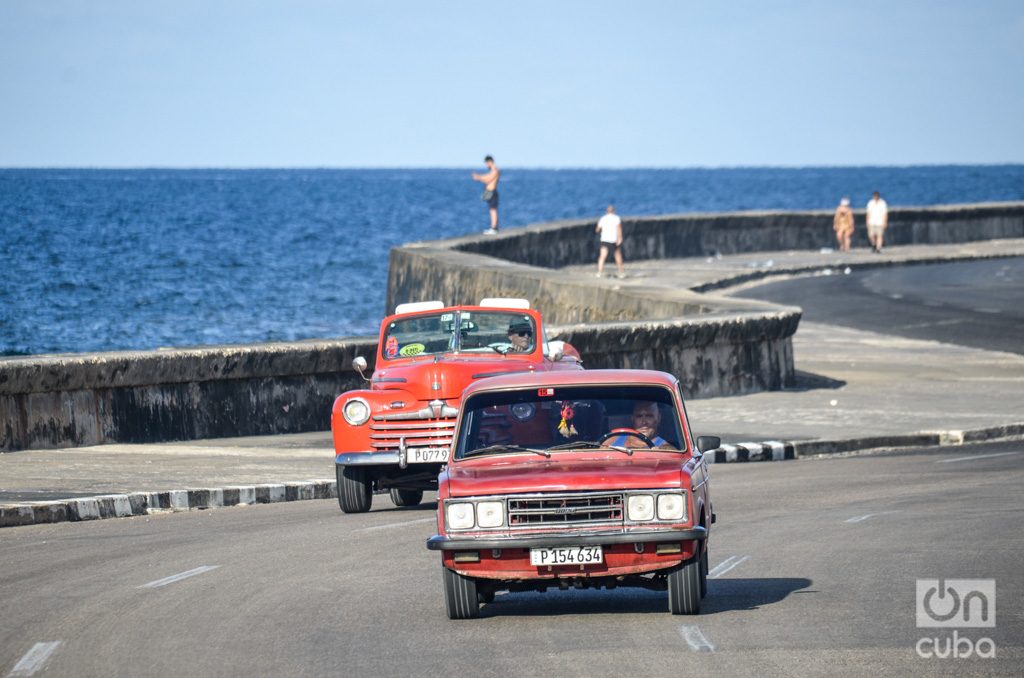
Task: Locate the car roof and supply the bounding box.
[461,369,680,398]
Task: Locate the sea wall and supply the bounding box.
[3,202,1021,452]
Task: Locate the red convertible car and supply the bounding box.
[426,369,718,618]
[331,299,582,513]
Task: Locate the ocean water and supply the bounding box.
[2,166,1023,356]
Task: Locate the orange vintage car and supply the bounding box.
[331,299,582,513]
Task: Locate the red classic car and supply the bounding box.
[331,299,582,513]
[426,369,719,618]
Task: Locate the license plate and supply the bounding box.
[407,446,450,463]
[529,545,603,566]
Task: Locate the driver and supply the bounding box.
[506,320,534,353]
[608,401,673,449]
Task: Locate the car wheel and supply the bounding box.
[700,544,709,599]
[336,465,372,514]
[443,567,480,619]
[389,488,424,507]
[667,556,702,615]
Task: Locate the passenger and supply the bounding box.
[506,321,534,353]
[608,401,674,449]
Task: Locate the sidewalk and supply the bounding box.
[3,241,1023,526]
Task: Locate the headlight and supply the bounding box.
[446,502,475,530]
[657,493,687,521]
[476,501,504,528]
[627,494,655,521]
[342,398,370,426]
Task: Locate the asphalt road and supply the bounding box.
[2,441,1021,677]
[734,257,1024,356]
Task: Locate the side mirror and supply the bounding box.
[352,356,370,382]
[696,436,721,454]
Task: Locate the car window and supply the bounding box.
[455,385,684,457]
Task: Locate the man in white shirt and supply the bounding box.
[866,191,889,253]
[595,204,624,278]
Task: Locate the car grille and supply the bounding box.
[508,493,625,528]
[368,419,456,451]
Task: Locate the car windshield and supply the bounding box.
[381,310,537,360]
[454,384,686,459]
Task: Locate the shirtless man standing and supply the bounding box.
[472,155,501,234]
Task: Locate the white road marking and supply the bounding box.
[9,641,61,676]
[936,451,1020,464]
[139,565,220,589]
[708,555,749,578]
[844,511,897,523]
[679,625,715,652]
[357,517,436,532]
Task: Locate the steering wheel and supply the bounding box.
[599,428,656,448]
[486,341,513,354]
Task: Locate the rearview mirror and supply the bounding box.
[696,436,721,454]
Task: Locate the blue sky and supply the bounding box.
[1,1,1022,167]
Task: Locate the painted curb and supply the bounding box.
[3,422,1021,528]
[0,479,336,529]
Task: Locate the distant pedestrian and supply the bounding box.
[472,155,501,234]
[866,191,889,252]
[595,204,624,278]
[833,197,854,252]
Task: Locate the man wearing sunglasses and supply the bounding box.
[506,321,534,353]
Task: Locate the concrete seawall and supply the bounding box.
[2,202,1022,452]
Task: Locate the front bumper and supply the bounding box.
[336,452,400,466]
[426,526,706,551]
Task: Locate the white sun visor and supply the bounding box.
[478,297,530,309]
[394,300,445,315]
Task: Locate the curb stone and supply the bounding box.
[0,479,336,529]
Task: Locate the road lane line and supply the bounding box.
[844,511,897,523]
[9,641,61,676]
[936,451,1020,464]
[708,555,749,578]
[139,565,220,589]
[357,517,435,532]
[678,625,715,652]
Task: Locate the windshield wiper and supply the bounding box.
[545,440,634,455]
[466,444,550,458]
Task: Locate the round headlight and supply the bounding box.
[476,501,504,528]
[657,493,686,521]
[627,494,655,521]
[446,502,475,530]
[342,398,370,426]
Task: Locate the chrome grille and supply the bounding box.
[368,419,456,451]
[508,493,624,528]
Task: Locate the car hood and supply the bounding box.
[372,356,537,401]
[447,453,689,497]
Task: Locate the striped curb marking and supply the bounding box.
[0,480,336,529]
[706,441,794,463]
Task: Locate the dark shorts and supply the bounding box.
[486,190,499,209]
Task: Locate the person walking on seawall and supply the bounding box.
[833,197,854,252]
[866,191,889,253]
[472,155,501,234]
[595,204,625,278]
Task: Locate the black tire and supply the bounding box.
[668,556,702,615]
[700,544,709,599]
[389,488,424,507]
[336,465,372,514]
[443,567,480,619]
